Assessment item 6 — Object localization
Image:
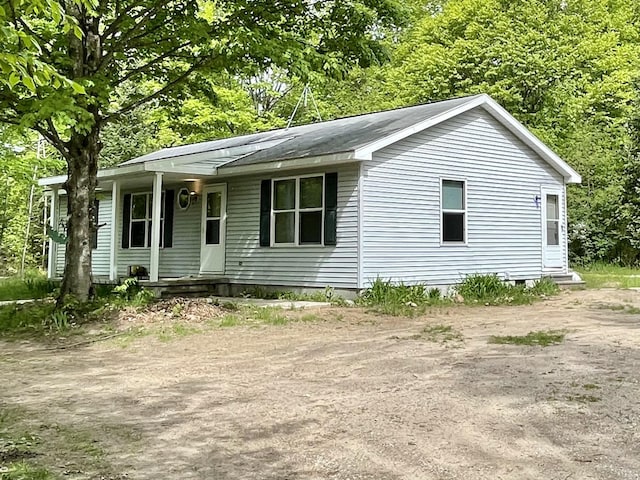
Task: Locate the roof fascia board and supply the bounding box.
[147,164,217,175]
[39,163,146,188]
[216,152,357,177]
[38,174,68,187]
[354,95,487,160]
[479,97,581,183]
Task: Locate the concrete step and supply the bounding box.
[545,272,586,290]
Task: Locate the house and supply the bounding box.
[39,94,581,295]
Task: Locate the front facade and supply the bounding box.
[42,95,580,291]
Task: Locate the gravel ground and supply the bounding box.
[1,288,639,479]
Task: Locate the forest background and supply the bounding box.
[2,0,640,275]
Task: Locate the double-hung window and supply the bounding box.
[129,192,164,248]
[441,179,466,243]
[272,175,324,245]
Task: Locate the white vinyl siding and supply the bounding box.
[361,107,567,287]
[117,186,201,277]
[55,194,112,277]
[224,164,359,289]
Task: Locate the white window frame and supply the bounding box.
[440,178,468,245]
[271,174,325,247]
[129,192,165,249]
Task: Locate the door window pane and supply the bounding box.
[132,195,147,219]
[206,219,220,245]
[300,211,322,244]
[546,194,559,220]
[546,221,559,245]
[274,179,295,210]
[207,192,221,218]
[131,222,146,247]
[300,177,323,209]
[274,212,295,243]
[442,180,464,210]
[443,213,464,242]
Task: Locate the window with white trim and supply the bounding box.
[272,175,324,245]
[441,179,466,243]
[130,192,165,248]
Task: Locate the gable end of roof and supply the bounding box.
[354,94,581,184]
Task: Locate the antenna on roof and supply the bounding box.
[286,83,322,129]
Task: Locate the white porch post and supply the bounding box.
[149,172,163,282]
[46,187,59,279]
[109,180,120,281]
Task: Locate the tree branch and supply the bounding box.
[105,57,210,121]
[117,40,194,83]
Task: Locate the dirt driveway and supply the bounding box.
[1,289,640,479]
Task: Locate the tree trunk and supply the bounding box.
[59,126,101,304]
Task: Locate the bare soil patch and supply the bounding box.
[1,289,640,479]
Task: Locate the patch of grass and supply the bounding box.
[456,274,559,305]
[0,273,57,302]
[417,324,464,344]
[596,303,640,314]
[357,278,450,316]
[583,383,600,390]
[1,461,55,480]
[251,306,290,325]
[576,263,640,288]
[0,301,56,337]
[0,407,110,479]
[489,329,566,346]
[217,313,241,327]
[566,394,601,403]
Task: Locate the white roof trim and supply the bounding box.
[355,94,581,184]
[39,163,146,188]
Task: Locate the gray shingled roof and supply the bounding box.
[120,95,482,168]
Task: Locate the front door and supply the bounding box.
[541,187,563,269]
[200,184,226,274]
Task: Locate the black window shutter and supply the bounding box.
[164,189,174,248]
[324,172,338,246]
[259,179,271,246]
[122,193,131,248]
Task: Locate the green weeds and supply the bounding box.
[358,275,558,316]
[414,324,464,345]
[357,278,449,316]
[596,303,640,314]
[489,329,566,346]
[456,274,558,305]
[0,273,57,302]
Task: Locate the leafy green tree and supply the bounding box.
[0,0,404,302]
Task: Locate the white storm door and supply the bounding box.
[542,187,563,269]
[200,185,227,274]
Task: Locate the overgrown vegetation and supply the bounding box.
[0,277,155,338]
[357,275,559,316]
[0,272,57,301]
[357,278,449,316]
[456,274,559,305]
[489,330,567,347]
[575,264,640,289]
